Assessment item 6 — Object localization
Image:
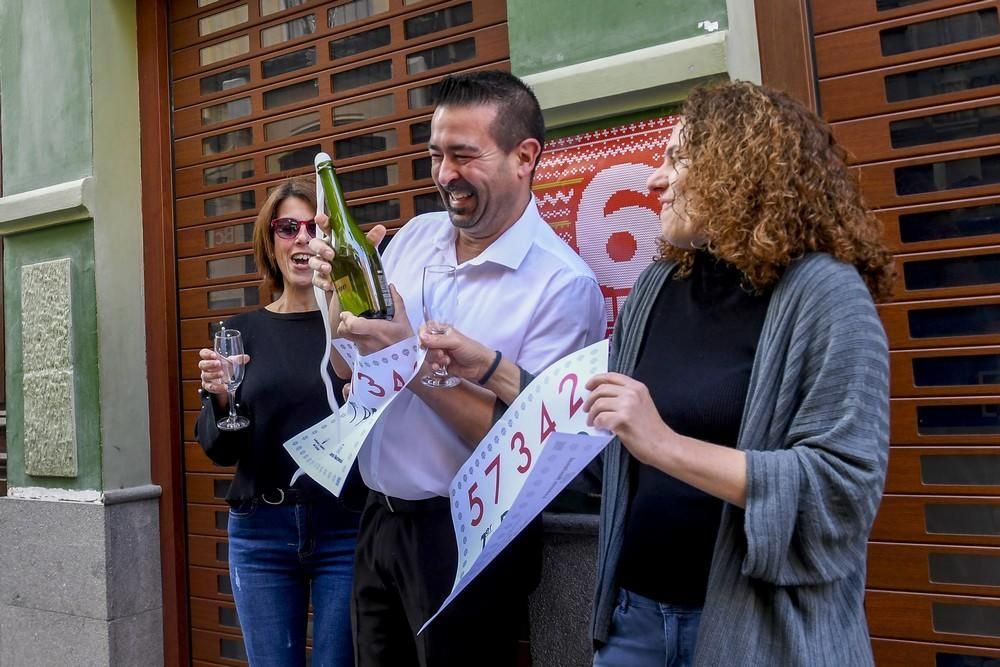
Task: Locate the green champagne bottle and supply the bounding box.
[314,152,394,320]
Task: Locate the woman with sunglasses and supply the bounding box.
[196,176,381,666]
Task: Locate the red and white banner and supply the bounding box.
[534,116,680,336]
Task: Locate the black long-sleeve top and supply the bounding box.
[617,251,771,606]
[195,308,361,504]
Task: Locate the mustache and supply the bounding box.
[440,180,477,198]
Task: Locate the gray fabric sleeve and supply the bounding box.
[741,267,889,586]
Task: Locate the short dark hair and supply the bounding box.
[435,70,545,155]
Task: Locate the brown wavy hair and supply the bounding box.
[252,175,317,293]
[659,81,893,300]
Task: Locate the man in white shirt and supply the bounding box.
[311,70,604,666]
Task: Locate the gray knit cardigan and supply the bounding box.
[592,253,890,666]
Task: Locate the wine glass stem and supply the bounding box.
[227,389,237,423]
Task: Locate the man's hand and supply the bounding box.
[418,325,494,382]
[307,213,387,292]
[338,284,413,355]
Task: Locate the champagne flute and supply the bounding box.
[421,265,461,388]
[214,327,250,430]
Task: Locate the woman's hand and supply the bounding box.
[307,214,387,292]
[584,372,676,466]
[198,348,251,409]
[418,325,495,382]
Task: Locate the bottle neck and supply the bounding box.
[317,162,350,226]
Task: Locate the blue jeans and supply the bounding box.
[228,497,359,667]
[594,589,702,667]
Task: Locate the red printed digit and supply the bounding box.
[485,454,501,503]
[559,373,584,418]
[509,431,531,474]
[356,372,386,397]
[468,483,484,527]
[392,370,406,392]
[540,402,557,443]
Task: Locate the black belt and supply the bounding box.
[373,491,450,514]
[258,488,319,505]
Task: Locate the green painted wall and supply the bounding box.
[0,0,93,195]
[5,222,102,491]
[508,0,729,76]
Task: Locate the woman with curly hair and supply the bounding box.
[419,80,892,666]
[585,81,892,665]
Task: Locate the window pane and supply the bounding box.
[204,191,256,217]
[899,204,1000,243]
[929,552,1000,586]
[921,455,1000,486]
[216,541,228,562]
[220,637,248,661]
[330,25,391,59]
[332,61,392,92]
[200,0,222,6]
[206,222,255,248]
[412,156,431,180]
[407,81,441,109]
[200,66,251,94]
[328,0,389,27]
[264,111,320,141]
[885,55,1000,103]
[201,97,252,125]
[262,46,316,78]
[207,255,257,278]
[333,94,394,126]
[219,605,240,628]
[204,159,255,185]
[890,104,1000,149]
[414,192,445,214]
[340,164,398,192]
[199,5,249,36]
[917,403,1000,435]
[218,574,232,594]
[350,198,400,224]
[208,287,260,310]
[936,651,1000,666]
[406,37,476,74]
[913,354,1000,387]
[904,253,1000,290]
[881,9,1000,57]
[213,479,228,497]
[214,510,227,530]
[932,602,1000,636]
[266,144,321,173]
[261,0,306,16]
[410,120,431,144]
[878,0,932,9]
[263,79,319,109]
[200,35,250,66]
[261,15,317,47]
[895,154,1000,196]
[335,130,397,159]
[202,128,253,156]
[405,2,473,39]
[908,303,1000,338]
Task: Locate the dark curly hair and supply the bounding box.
[659,81,893,300]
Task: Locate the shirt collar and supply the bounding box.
[431,197,540,271]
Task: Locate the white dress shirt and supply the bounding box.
[358,198,605,499]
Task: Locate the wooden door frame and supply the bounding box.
[754,0,820,111]
[138,1,190,665]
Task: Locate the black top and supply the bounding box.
[617,252,771,606]
[195,308,362,505]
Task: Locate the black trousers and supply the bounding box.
[352,491,543,667]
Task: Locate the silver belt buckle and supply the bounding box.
[262,488,285,505]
